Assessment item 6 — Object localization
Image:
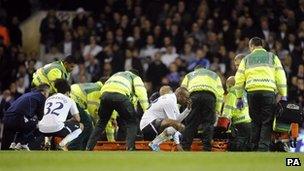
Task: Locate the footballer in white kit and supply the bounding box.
[140,87,191,151]
[38,79,83,150]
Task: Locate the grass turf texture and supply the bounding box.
[0,151,303,171]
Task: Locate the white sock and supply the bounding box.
[152,131,171,145]
[173,131,181,144]
[59,129,82,147]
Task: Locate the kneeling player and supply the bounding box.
[140,87,191,151]
[38,79,83,151]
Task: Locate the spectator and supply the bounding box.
[0,45,11,90]
[187,48,210,71]
[83,36,102,61]
[146,52,169,91]
[43,45,64,64]
[59,31,78,57]
[0,21,10,47]
[39,10,60,52]
[166,62,180,89]
[8,17,22,46]
[180,43,195,63]
[16,64,30,90]
[72,7,87,29]
[161,45,178,67]
[123,49,144,77]
[139,35,158,60]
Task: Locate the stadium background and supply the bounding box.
[0,0,303,107]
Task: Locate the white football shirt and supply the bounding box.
[140,93,190,130]
[38,93,79,133]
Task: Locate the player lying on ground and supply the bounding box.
[38,79,83,151]
[140,86,191,151]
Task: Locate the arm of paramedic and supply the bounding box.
[274,55,287,97]
[133,77,149,111]
[235,59,246,99]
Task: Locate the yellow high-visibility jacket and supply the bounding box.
[222,87,251,125]
[235,48,287,98]
[100,71,149,112]
[181,68,224,113]
[70,81,104,120]
[32,61,70,93]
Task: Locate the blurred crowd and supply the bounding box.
[0,0,304,117]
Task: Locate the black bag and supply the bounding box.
[275,100,304,125]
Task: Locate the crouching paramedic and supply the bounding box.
[140,87,190,151]
[32,55,76,94]
[69,81,117,149]
[86,69,149,151]
[222,76,251,151]
[38,79,83,151]
[181,65,224,151]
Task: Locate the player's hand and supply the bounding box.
[177,123,185,132]
[176,144,184,151]
[236,98,244,109]
[281,96,287,101]
[187,99,192,110]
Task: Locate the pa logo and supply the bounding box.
[286,158,301,166]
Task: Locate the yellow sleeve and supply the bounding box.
[215,76,224,113]
[222,92,236,119]
[46,68,62,92]
[274,55,287,96]
[181,75,188,88]
[133,76,149,111]
[235,59,246,99]
[111,111,118,120]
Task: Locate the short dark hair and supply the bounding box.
[35,84,50,92]
[129,69,140,77]
[235,54,245,61]
[249,37,263,47]
[63,55,77,64]
[194,64,204,70]
[54,79,71,94]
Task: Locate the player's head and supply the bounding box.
[63,55,77,72]
[54,79,71,95]
[35,83,50,98]
[226,76,235,88]
[249,37,263,52]
[234,54,245,70]
[175,86,190,107]
[159,85,173,95]
[194,64,204,70]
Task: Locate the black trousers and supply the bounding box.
[68,104,93,150]
[86,92,138,151]
[247,91,276,151]
[1,114,37,150]
[229,122,251,151]
[181,91,216,151]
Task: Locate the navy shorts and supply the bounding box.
[141,118,163,141]
[43,120,80,137]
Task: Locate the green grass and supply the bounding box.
[0,151,303,171]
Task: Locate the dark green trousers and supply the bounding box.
[86,92,138,151]
[68,104,93,150]
[229,122,251,151]
[247,91,276,151]
[181,91,216,151]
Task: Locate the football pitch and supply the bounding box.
[0,151,303,171]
